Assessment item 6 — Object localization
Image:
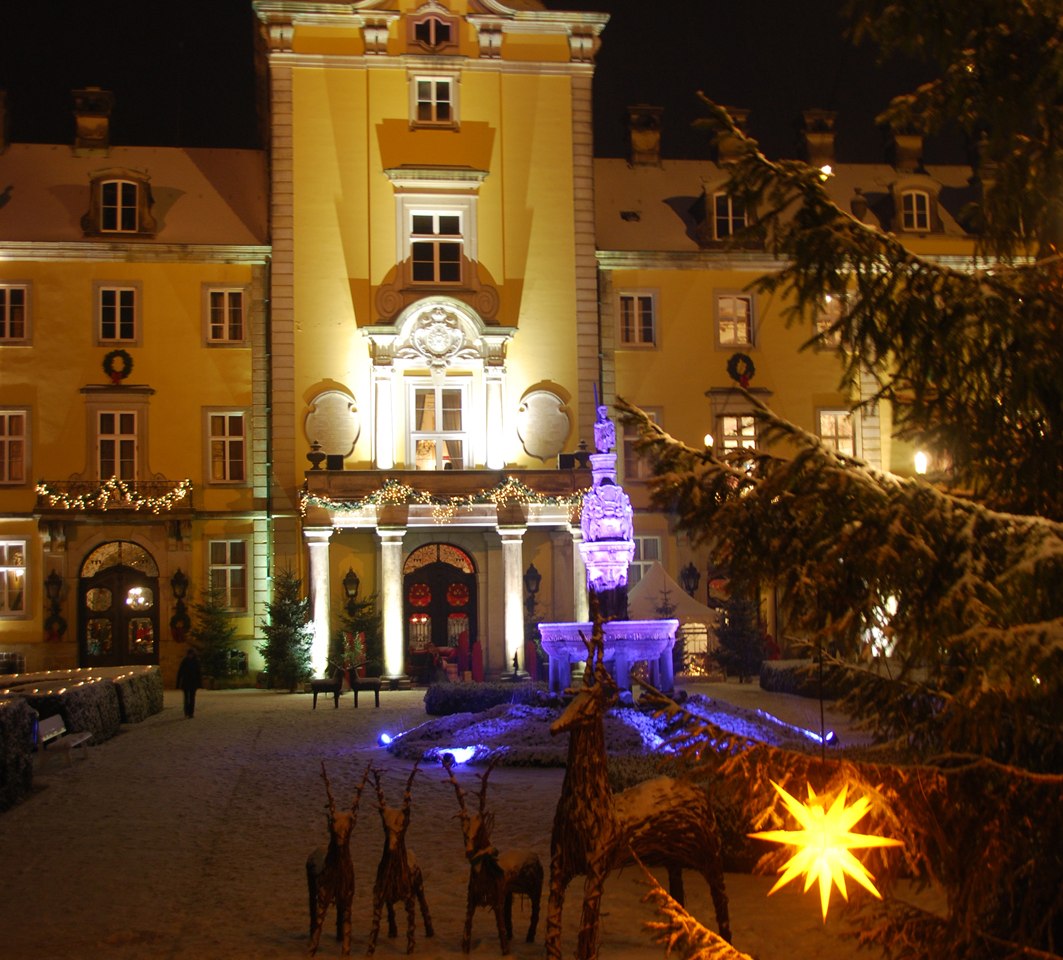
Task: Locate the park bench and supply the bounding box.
[36,714,92,764]
[310,667,382,709]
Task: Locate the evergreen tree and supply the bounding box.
[257,568,313,691]
[711,590,764,684]
[621,3,1063,956]
[332,592,384,677]
[189,585,236,679]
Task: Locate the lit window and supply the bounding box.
[713,192,746,238]
[618,292,656,347]
[410,383,467,470]
[0,540,25,616]
[818,409,855,456]
[901,190,931,231]
[96,284,138,342]
[629,536,661,588]
[816,294,843,347]
[413,76,454,126]
[209,540,247,611]
[208,412,246,483]
[411,212,463,283]
[100,179,139,233]
[206,289,245,343]
[97,411,137,480]
[717,294,753,346]
[719,414,757,450]
[622,408,659,481]
[0,411,26,484]
[0,285,28,342]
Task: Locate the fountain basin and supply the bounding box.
[538,619,679,694]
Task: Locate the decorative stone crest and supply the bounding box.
[516,390,571,461]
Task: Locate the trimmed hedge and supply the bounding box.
[23,678,122,743]
[759,659,851,700]
[423,680,551,717]
[0,697,35,811]
[113,669,164,723]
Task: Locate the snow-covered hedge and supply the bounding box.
[422,680,550,716]
[113,668,164,723]
[22,678,122,743]
[0,697,35,811]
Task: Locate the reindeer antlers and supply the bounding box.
[321,761,337,819]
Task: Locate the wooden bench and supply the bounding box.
[37,714,92,764]
[310,668,382,709]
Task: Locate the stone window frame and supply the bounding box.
[0,538,27,619]
[204,408,249,485]
[617,290,657,348]
[0,408,29,485]
[715,292,755,349]
[203,285,249,346]
[208,539,249,612]
[817,407,858,457]
[0,282,31,344]
[409,70,460,129]
[94,280,142,345]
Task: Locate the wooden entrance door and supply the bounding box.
[78,541,160,667]
[403,543,476,683]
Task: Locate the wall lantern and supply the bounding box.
[343,567,361,616]
[169,568,191,643]
[679,561,701,597]
[523,562,542,619]
[44,570,67,641]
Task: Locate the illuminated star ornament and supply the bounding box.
[749,780,903,920]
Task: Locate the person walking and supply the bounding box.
[176,646,203,718]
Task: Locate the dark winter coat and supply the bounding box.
[176,651,203,692]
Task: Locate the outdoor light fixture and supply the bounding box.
[679,561,701,597]
[914,451,929,475]
[703,432,714,448]
[169,568,191,643]
[523,562,542,619]
[343,567,361,615]
[44,570,67,641]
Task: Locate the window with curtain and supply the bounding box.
[410,383,467,470]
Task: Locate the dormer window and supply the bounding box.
[408,4,458,53]
[714,192,746,239]
[901,190,931,232]
[101,180,139,232]
[82,169,156,238]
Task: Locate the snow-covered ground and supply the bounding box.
[0,682,927,960]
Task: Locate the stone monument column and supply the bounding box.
[304,527,334,678]
[499,526,527,675]
[377,526,407,683]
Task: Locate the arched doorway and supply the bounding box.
[78,541,160,667]
[402,543,477,683]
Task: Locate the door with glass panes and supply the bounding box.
[78,541,159,666]
[403,543,477,683]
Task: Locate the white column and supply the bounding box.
[485,366,504,470]
[374,364,395,469]
[378,527,407,682]
[499,526,527,674]
[570,524,589,621]
[304,527,333,678]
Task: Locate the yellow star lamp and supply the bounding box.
[750,780,903,920]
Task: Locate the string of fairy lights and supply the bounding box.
[300,476,586,524]
[35,477,193,514]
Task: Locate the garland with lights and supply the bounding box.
[299,476,586,519]
[726,352,755,387]
[36,477,192,514]
[102,349,134,384]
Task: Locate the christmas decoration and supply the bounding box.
[726,352,755,387]
[306,761,371,956]
[257,569,313,691]
[546,612,730,960]
[36,477,192,513]
[101,348,133,383]
[368,764,434,956]
[749,780,903,919]
[442,755,543,954]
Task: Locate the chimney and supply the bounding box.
[0,91,8,153]
[627,104,663,167]
[714,107,749,164]
[889,128,923,173]
[72,87,114,155]
[802,109,836,169]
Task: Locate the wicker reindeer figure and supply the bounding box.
[367,763,434,956]
[306,760,371,957]
[442,754,544,953]
[545,613,732,960]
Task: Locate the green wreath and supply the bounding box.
[726,351,755,386]
[103,349,133,383]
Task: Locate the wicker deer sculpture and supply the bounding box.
[367,763,434,956]
[545,614,732,960]
[442,754,544,953]
[306,760,371,957]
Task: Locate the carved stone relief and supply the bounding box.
[304,390,359,457]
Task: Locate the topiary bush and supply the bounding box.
[0,698,35,811]
[423,680,551,716]
[113,668,164,723]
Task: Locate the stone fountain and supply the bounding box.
[538,403,678,694]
